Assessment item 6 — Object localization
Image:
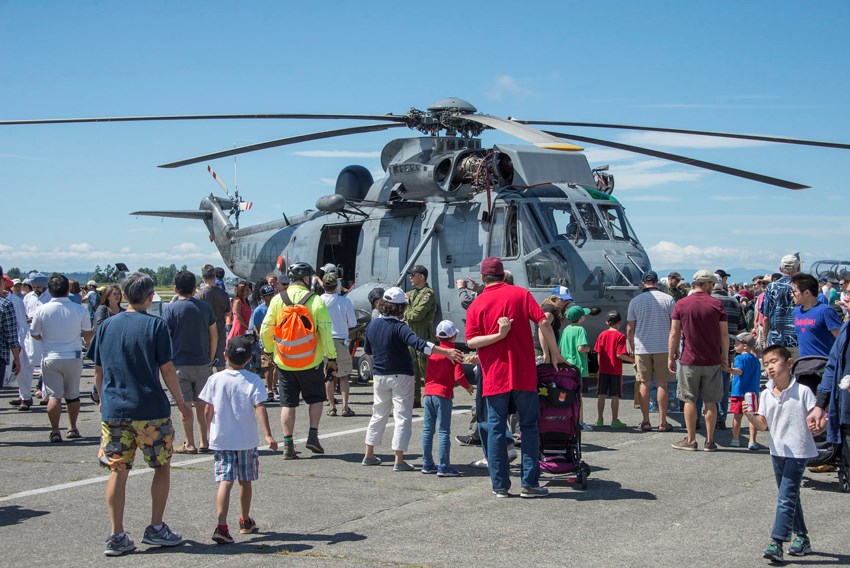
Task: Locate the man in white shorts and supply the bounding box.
[30,273,93,442]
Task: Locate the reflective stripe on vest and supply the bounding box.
[274,332,315,348]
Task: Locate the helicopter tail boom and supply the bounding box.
[130,210,212,220]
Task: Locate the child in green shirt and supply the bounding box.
[559,305,592,431]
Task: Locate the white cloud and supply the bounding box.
[486,75,531,100]
[173,242,200,253]
[710,195,760,202]
[648,240,773,267]
[582,147,635,164]
[317,177,336,186]
[293,150,381,158]
[69,243,91,253]
[0,243,12,253]
[618,131,767,149]
[611,159,705,189]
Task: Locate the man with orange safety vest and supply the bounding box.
[261,262,336,460]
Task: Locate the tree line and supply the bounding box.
[4,264,190,287]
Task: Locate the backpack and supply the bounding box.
[273,289,318,369]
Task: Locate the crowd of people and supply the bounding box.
[2,253,849,561]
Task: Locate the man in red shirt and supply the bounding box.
[668,269,729,452]
[465,257,563,498]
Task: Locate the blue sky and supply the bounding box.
[1,1,849,280]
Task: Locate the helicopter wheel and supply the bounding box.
[358,354,373,383]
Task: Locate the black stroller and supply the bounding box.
[794,356,850,493]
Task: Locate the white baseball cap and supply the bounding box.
[86,280,97,287]
[435,320,458,339]
[383,286,408,304]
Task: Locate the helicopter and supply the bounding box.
[4,97,849,353]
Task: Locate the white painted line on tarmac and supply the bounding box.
[0,407,470,503]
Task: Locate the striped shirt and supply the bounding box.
[627,288,675,355]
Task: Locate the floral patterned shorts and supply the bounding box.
[99,418,174,471]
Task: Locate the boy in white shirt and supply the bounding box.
[200,336,278,544]
[745,345,817,562]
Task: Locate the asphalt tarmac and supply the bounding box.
[1,366,848,568]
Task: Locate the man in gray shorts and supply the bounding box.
[29,273,93,442]
[668,269,729,452]
[162,270,217,453]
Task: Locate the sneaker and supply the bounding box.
[703,441,718,452]
[520,486,549,498]
[361,456,382,466]
[492,489,510,498]
[211,526,233,544]
[104,533,136,556]
[282,440,298,460]
[788,534,812,556]
[471,458,489,468]
[305,433,324,454]
[18,400,32,412]
[455,434,481,446]
[749,442,764,451]
[610,419,627,429]
[649,401,659,413]
[8,398,23,406]
[239,517,258,534]
[716,421,727,431]
[393,462,415,472]
[671,437,698,451]
[507,448,519,462]
[437,466,461,477]
[730,439,741,447]
[580,422,593,432]
[420,463,438,474]
[595,418,604,427]
[142,523,183,547]
[763,541,783,562]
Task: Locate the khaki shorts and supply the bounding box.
[41,357,83,400]
[635,353,674,383]
[678,364,723,404]
[177,364,213,402]
[261,352,274,370]
[333,338,353,376]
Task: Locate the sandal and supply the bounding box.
[198,446,210,454]
[640,421,653,432]
[49,432,62,443]
[66,428,82,439]
[657,422,673,432]
[341,407,355,417]
[174,441,198,454]
[327,408,337,416]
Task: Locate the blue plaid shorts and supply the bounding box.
[213,448,259,482]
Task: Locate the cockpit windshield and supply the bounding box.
[597,203,633,242]
[538,202,606,243]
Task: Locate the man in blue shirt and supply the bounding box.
[162,270,217,454]
[791,273,841,358]
[88,272,191,556]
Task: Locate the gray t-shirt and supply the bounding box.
[757,379,817,459]
[627,289,675,355]
[162,297,216,366]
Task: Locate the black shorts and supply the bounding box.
[598,373,623,398]
[278,365,327,407]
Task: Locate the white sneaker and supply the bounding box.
[507,448,519,462]
[581,422,593,432]
[471,458,489,468]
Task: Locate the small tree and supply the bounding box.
[6,267,22,279]
[137,267,158,285]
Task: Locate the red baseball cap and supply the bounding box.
[480,257,504,276]
[2,275,13,290]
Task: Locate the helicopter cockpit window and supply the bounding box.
[488,205,520,258]
[597,204,631,241]
[525,247,571,289]
[541,204,585,243]
[575,203,609,240]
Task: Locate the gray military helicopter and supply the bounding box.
[5,98,849,353]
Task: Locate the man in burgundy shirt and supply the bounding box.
[668,269,729,452]
[465,257,563,498]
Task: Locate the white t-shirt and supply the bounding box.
[626,289,675,354]
[757,378,818,459]
[29,297,92,360]
[321,293,357,340]
[198,368,268,451]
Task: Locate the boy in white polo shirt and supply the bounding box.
[744,344,817,562]
[200,336,278,544]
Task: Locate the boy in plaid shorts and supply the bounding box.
[199,336,278,544]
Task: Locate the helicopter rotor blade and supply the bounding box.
[0,113,410,126]
[462,114,583,151]
[207,165,231,197]
[159,123,407,168]
[519,120,850,150]
[542,130,809,190]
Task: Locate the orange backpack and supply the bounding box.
[273,290,318,369]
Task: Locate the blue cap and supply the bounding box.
[551,285,573,301]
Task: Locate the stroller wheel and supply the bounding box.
[579,472,588,490]
[840,468,850,493]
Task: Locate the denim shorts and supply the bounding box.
[214,448,259,482]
